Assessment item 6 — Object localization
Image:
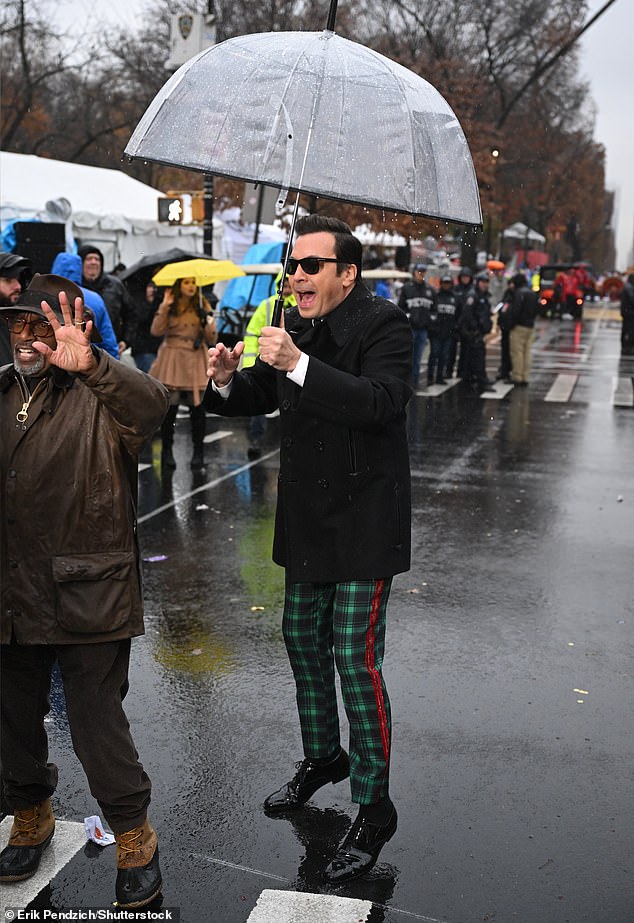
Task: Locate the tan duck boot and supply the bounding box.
[0,799,55,882]
[115,817,162,908]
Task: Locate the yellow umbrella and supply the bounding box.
[152,258,245,287]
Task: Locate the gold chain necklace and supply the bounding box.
[16,375,47,424]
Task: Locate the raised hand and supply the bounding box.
[207,340,244,386]
[33,292,97,374]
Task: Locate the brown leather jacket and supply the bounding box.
[0,351,169,644]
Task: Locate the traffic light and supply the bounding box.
[191,194,205,223]
[158,197,183,224]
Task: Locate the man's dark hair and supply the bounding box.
[294,214,362,278]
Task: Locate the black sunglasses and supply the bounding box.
[286,257,342,276]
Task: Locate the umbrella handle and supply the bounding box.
[271,191,302,327]
[271,290,285,329]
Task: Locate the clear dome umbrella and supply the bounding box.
[125,9,481,322]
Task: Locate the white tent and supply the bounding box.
[502,221,546,244]
[216,206,287,265]
[0,151,224,268]
[354,223,408,247]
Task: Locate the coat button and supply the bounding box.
[314,440,325,452]
[64,564,74,573]
[9,560,18,569]
[8,469,16,478]
[318,478,329,489]
[281,399,291,411]
[282,436,294,448]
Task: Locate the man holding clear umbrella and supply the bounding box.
[204,215,412,883]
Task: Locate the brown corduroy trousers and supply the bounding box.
[1,638,151,834]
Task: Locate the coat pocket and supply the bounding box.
[52,551,136,634]
[346,430,368,479]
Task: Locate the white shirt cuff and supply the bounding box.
[287,351,309,387]
[212,378,233,398]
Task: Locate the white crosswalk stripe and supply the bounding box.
[612,376,634,407]
[479,381,514,400]
[247,889,372,922]
[203,429,232,444]
[193,853,451,922]
[415,370,634,406]
[544,373,579,402]
[416,379,459,397]
[0,818,86,914]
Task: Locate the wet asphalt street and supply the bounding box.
[3,303,633,923]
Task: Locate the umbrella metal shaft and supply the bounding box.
[271,193,302,328]
[271,35,328,328]
[326,0,338,31]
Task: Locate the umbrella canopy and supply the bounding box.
[125,30,481,226]
[119,247,205,287]
[152,258,245,287]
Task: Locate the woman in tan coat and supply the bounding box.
[149,276,217,469]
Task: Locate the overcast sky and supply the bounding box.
[56,0,633,268]
[581,0,633,268]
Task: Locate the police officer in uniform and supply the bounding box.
[459,271,495,392]
[449,266,473,379]
[397,263,436,388]
[427,274,458,385]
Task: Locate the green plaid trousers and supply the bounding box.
[282,577,393,805]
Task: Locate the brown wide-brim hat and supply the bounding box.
[0,273,84,320]
[0,272,102,344]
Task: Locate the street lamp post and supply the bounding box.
[485,148,500,258]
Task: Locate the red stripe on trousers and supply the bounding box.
[365,578,390,771]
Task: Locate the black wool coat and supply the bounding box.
[204,283,413,583]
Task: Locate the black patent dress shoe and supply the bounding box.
[116,847,162,908]
[0,829,54,882]
[264,749,350,813]
[323,807,397,884]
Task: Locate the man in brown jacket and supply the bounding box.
[0,274,169,907]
